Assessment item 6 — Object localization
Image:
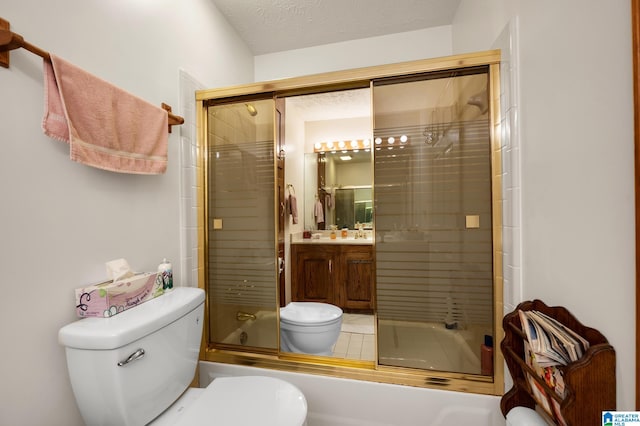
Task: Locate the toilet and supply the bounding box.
[58,287,307,426]
[505,407,548,426]
[280,302,343,356]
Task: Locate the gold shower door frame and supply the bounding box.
[373,68,496,376]
[196,50,504,396]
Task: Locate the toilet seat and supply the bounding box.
[280,302,342,326]
[169,376,307,426]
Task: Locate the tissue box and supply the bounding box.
[75,272,162,318]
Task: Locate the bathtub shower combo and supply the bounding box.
[203,54,501,398]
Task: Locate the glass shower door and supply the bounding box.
[206,99,278,351]
[373,69,495,375]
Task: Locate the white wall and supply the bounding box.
[0,1,253,425]
[255,26,453,81]
[454,0,635,410]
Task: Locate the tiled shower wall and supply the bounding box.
[179,70,204,288]
[493,20,522,316]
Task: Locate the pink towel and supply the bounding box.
[43,55,168,174]
[288,194,298,224]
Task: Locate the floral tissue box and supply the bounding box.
[75,272,163,318]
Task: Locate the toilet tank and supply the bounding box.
[58,287,205,426]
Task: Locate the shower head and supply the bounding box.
[245,103,258,116]
[467,91,488,114]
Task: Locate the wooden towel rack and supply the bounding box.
[0,17,184,133]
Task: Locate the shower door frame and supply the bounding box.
[196,49,504,396]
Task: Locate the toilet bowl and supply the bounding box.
[505,407,548,426]
[152,376,307,426]
[58,288,307,426]
[280,302,343,356]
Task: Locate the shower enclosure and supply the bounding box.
[198,50,503,395]
[373,68,495,375]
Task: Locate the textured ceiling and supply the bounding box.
[286,89,371,121]
[211,0,462,55]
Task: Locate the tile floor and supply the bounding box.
[331,313,375,361]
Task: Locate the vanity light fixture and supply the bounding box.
[372,135,411,149]
[313,139,374,153]
[339,155,352,161]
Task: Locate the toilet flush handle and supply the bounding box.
[117,348,145,367]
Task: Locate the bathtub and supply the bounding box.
[222,310,278,348]
[214,315,501,424]
[199,361,503,426]
[378,319,482,375]
[223,313,483,375]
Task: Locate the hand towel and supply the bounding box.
[314,199,324,224]
[43,55,168,174]
[326,191,334,209]
[289,194,298,224]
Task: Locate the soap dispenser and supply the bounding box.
[157,258,173,291]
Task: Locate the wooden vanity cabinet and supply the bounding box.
[291,244,335,304]
[291,243,374,311]
[340,246,374,310]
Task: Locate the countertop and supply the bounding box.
[291,231,373,245]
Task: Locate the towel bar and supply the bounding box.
[0,17,184,133]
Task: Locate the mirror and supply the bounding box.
[303,150,372,230]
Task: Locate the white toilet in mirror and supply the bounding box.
[280,302,343,356]
[58,287,308,426]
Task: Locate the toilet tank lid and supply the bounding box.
[58,287,205,350]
